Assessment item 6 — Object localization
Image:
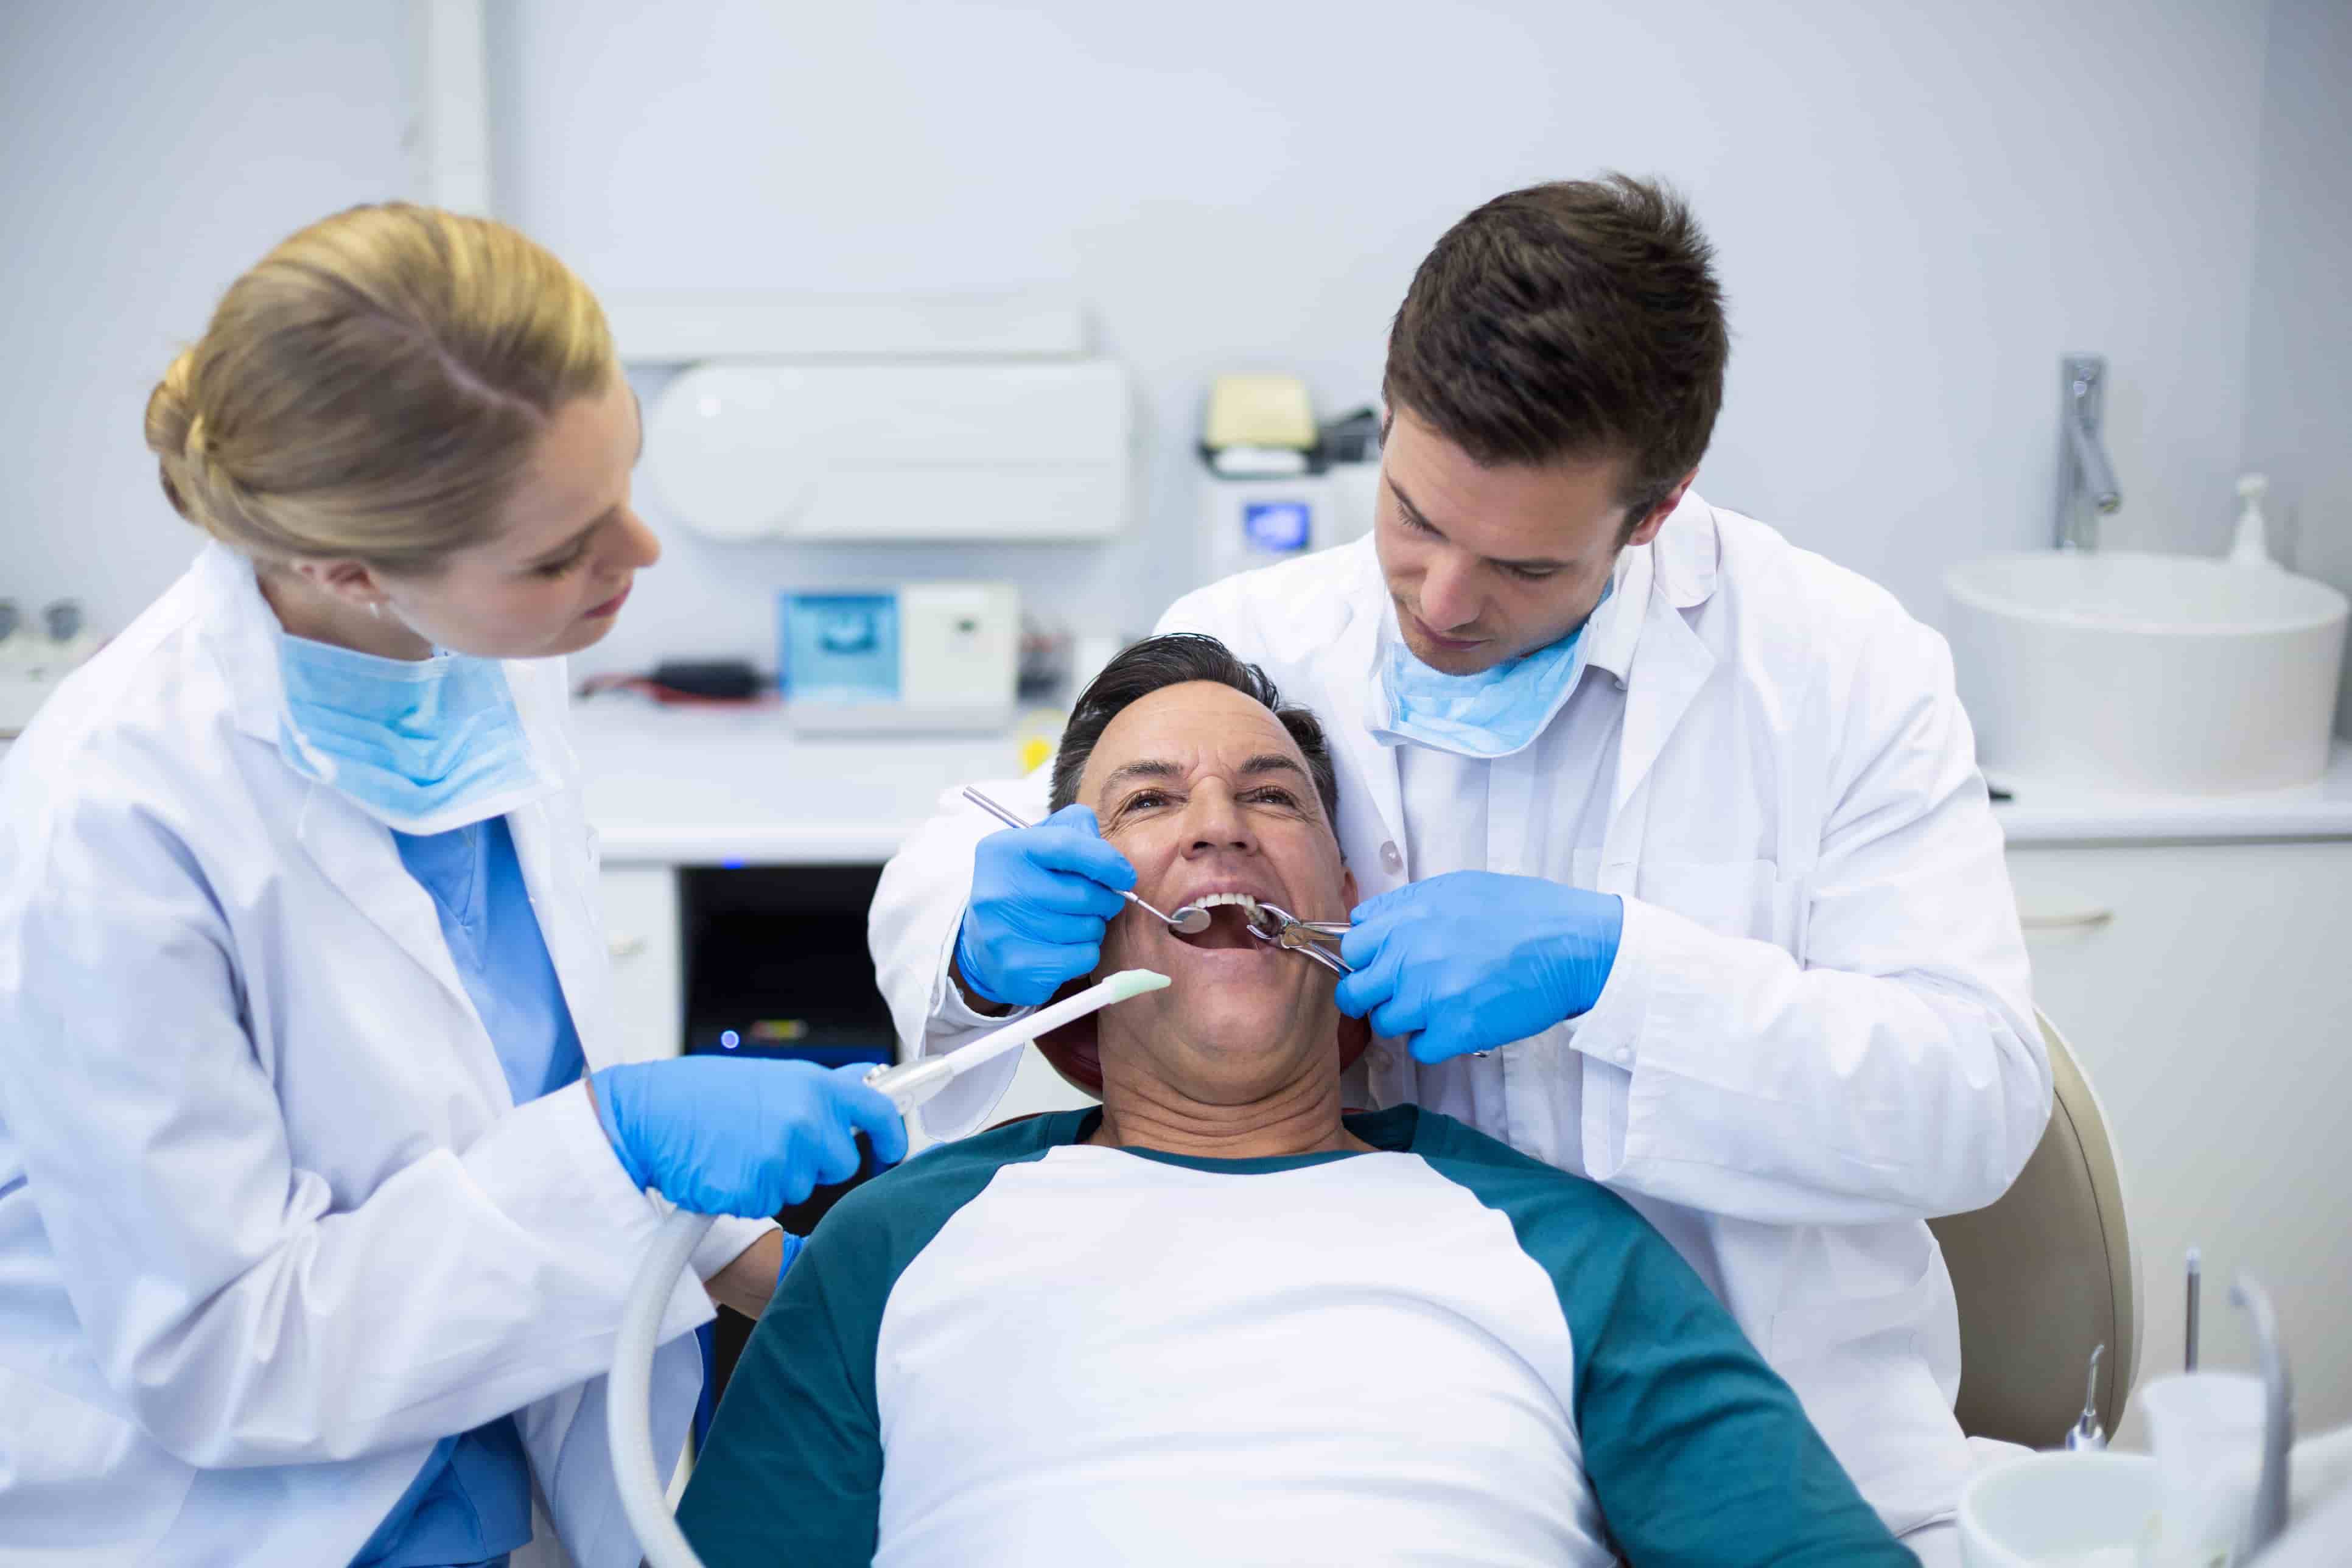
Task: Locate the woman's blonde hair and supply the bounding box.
[144,202,617,571]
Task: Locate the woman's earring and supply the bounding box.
[368,601,383,621]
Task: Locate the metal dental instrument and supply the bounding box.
[1241,900,1354,976]
[960,785,1211,934]
[2186,1247,2202,1373]
[2220,1278,2295,1561]
[2063,1343,2107,1451]
[1243,898,1489,1055]
[2232,1272,2295,1556]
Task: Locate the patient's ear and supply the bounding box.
[1339,864,1359,913]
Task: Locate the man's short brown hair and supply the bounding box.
[1384,174,1729,522]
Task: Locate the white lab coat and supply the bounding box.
[869,494,2050,1536]
[0,544,772,1567]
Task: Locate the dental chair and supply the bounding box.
[1927,1010,2138,1447]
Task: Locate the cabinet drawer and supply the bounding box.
[599,864,683,1062]
[2004,839,2352,1442]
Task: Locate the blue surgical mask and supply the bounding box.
[1371,582,1612,759]
[275,632,559,835]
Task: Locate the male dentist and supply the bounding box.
[868,174,2047,1563]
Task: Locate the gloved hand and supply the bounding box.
[590,1058,908,1217]
[953,803,1136,1007]
[1334,872,1625,1064]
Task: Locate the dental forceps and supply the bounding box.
[1242,901,1354,976]
[1245,898,1491,1057]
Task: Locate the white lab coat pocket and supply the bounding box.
[0,1362,191,1561]
[1766,1247,1969,1534]
[1634,859,1803,953]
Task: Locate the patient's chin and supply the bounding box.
[1167,988,1329,1071]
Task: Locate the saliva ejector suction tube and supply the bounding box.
[610,969,1169,1568]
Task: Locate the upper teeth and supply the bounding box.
[1190,892,1263,917]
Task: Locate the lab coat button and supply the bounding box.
[1614,1046,1631,1065]
[1380,842,1403,873]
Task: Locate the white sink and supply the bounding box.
[1945,552,2348,794]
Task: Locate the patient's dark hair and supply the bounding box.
[1049,633,1342,831]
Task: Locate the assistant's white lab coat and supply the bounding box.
[869,495,2050,1536]
[0,545,772,1567]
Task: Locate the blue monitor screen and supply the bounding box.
[1242,499,1312,553]
[781,592,899,702]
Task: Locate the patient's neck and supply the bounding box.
[1090,1035,1368,1161]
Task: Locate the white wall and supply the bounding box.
[2239,0,2352,736]
[0,2,407,638]
[2,1,2316,702]
[484,0,2276,681]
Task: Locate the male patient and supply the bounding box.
[679,635,1908,1567]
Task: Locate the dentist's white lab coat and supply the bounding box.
[869,495,2049,1536]
[0,545,772,1567]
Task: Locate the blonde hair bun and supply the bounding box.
[144,203,615,567]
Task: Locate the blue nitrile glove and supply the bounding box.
[590,1059,908,1217]
[953,803,1136,1007]
[1334,872,1625,1065]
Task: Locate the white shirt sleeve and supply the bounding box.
[867,774,1054,1137]
[1564,615,2049,1226]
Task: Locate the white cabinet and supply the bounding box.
[2006,839,2352,1445]
[598,863,683,1062]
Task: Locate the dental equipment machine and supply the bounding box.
[780,585,1020,735]
[610,968,1169,1568]
[959,785,1214,935]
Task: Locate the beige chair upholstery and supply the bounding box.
[1928,1010,2137,1447]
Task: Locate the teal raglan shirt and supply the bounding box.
[677,1105,1906,1566]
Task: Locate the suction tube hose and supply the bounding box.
[612,1208,719,1568]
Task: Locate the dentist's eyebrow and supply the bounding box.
[1388,476,1573,574]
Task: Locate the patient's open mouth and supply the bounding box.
[1177,892,1269,953]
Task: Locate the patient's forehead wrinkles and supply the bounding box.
[1100,758,1187,793]
[1083,682,1309,805]
[1103,751,1306,794]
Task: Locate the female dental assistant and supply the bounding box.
[0,205,904,1568]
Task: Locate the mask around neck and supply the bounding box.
[1370,581,1612,760]
[274,631,559,835]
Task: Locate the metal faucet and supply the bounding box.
[2055,354,2123,551]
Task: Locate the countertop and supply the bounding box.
[1990,743,2352,845]
[573,697,1039,864]
[569,698,2352,864]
